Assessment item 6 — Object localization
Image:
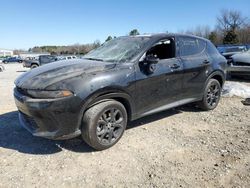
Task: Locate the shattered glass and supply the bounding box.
[84,37,150,63]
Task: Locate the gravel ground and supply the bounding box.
[0,64,249,187]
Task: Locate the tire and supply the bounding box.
[198,79,221,111]
[82,100,127,150]
[31,64,38,69]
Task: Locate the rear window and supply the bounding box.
[179,37,206,56]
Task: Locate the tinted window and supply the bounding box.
[206,41,220,55]
[197,39,206,53]
[40,56,56,63]
[179,37,205,56]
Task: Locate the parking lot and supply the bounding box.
[0,64,250,187]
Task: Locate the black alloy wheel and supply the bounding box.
[82,100,127,150]
[198,78,221,110]
[206,82,220,108]
[96,108,125,145]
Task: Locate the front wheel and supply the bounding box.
[198,79,221,111]
[81,100,127,150]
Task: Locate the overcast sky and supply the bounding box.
[0,0,249,50]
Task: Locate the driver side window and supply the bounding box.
[146,38,175,60]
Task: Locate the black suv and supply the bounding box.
[14,34,227,150]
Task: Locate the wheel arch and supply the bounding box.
[80,89,135,123]
[31,63,39,67]
[207,70,225,87]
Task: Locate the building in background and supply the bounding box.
[0,48,13,57]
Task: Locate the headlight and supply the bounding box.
[27,90,73,99]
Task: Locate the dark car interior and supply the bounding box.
[146,38,175,59]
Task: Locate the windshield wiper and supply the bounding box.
[84,57,104,62]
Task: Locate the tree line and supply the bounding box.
[27,9,250,55]
[28,29,140,55]
[28,40,101,55]
[180,9,250,45]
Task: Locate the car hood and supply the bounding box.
[231,53,250,63]
[15,59,116,90]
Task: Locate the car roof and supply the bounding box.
[120,33,209,41]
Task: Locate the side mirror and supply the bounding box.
[144,55,159,74]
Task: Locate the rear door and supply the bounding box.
[178,37,209,99]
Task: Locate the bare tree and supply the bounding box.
[217,9,248,31]
[181,25,211,38]
[193,25,211,38]
[216,9,249,44]
[237,25,250,44]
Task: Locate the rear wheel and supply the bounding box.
[198,79,221,110]
[31,64,38,69]
[81,100,127,150]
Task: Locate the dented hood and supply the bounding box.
[15,59,116,89]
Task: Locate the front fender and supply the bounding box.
[65,64,136,129]
[74,87,135,131]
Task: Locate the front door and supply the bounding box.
[135,38,183,116]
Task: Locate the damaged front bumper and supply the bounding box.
[14,87,82,140]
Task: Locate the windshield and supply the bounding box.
[84,37,150,63]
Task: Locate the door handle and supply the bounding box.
[170,64,180,69]
[203,60,210,64]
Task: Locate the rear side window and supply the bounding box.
[179,37,206,56]
[197,39,206,53]
[206,41,220,55]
